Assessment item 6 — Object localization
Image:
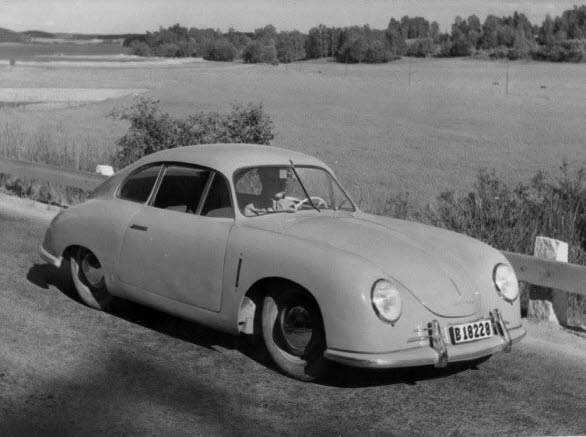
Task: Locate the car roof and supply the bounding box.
[138,144,331,176]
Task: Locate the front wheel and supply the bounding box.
[261,287,328,381]
[70,247,112,310]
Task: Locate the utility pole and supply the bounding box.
[505,57,511,96]
[408,56,413,86]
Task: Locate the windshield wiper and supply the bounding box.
[289,159,320,213]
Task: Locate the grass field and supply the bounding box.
[0,56,585,206]
[0,42,128,60]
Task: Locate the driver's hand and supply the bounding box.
[244,203,267,216]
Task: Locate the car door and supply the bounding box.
[117,164,234,312]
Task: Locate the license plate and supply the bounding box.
[449,320,493,345]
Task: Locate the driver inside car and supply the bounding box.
[244,167,297,216]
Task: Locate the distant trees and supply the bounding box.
[243,40,277,63]
[385,19,407,55]
[276,31,306,63]
[126,5,586,64]
[243,25,278,63]
[334,26,393,63]
[305,25,337,58]
[202,39,237,61]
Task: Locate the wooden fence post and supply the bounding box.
[528,236,569,325]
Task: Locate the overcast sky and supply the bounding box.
[0,0,580,34]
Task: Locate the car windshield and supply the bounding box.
[233,165,355,216]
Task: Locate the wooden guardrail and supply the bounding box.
[0,157,107,192]
[503,251,586,297]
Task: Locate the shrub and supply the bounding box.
[202,39,237,61]
[364,40,391,63]
[154,43,181,57]
[423,165,586,263]
[406,38,436,57]
[532,40,586,62]
[243,41,262,63]
[129,40,152,57]
[450,37,473,57]
[436,40,453,57]
[110,97,275,168]
[242,40,278,63]
[176,40,198,57]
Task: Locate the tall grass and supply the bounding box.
[0,120,115,172]
[373,164,586,264]
[0,121,115,204]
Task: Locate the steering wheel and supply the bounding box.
[293,196,328,211]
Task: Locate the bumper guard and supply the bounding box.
[324,308,526,369]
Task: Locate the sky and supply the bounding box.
[0,0,581,34]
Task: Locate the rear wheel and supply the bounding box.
[70,247,112,310]
[261,286,327,381]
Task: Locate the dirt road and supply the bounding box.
[1,206,585,435]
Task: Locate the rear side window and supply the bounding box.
[118,165,162,204]
[152,165,211,214]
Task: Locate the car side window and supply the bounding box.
[118,165,162,204]
[152,165,210,214]
[201,174,234,219]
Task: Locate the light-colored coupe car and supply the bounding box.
[39,144,526,381]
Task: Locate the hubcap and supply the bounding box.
[81,252,104,288]
[280,305,313,356]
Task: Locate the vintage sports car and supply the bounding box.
[39,144,526,381]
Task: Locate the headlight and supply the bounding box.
[371,279,403,324]
[493,264,519,302]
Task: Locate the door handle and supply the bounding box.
[130,224,148,232]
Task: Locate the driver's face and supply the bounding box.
[259,168,284,195]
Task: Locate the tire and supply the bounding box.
[70,247,112,310]
[261,286,328,381]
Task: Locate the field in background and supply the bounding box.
[0,56,585,206]
[0,42,128,61]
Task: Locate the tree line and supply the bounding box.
[125,5,586,63]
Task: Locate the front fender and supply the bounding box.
[224,224,428,353]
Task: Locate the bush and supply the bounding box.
[450,37,473,57]
[364,40,391,63]
[202,39,237,61]
[110,98,275,168]
[243,41,262,63]
[436,41,453,57]
[532,40,586,62]
[242,40,278,63]
[423,165,586,263]
[153,43,181,57]
[406,38,436,57]
[129,40,152,57]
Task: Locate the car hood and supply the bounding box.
[276,212,496,317]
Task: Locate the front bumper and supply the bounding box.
[324,309,526,369]
[39,245,63,268]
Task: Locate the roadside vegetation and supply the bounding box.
[109,98,274,168]
[1,97,584,263]
[121,5,586,63]
[372,166,586,265]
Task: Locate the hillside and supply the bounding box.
[0,27,25,43]
[21,30,55,38]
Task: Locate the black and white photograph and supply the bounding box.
[0,0,585,434]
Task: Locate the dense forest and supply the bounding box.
[124,5,586,63]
